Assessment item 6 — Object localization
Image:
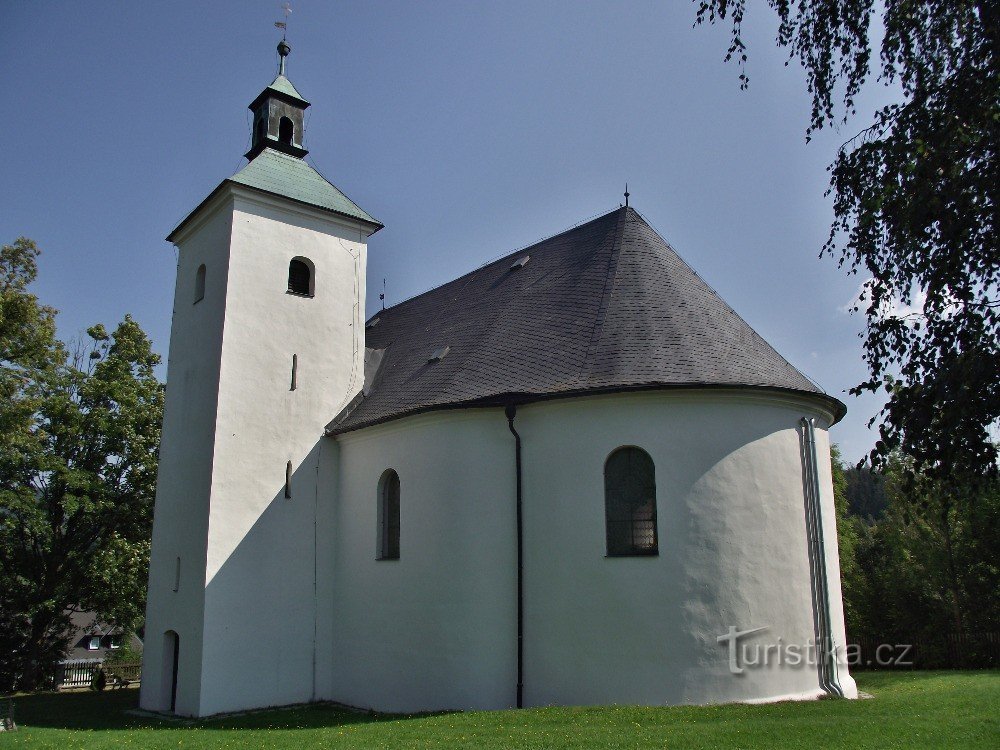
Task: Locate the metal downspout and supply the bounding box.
[800,417,844,697]
[505,405,524,708]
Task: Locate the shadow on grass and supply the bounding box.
[6,671,995,735]
[5,687,444,732]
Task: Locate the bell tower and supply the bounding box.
[246,40,309,160]
[141,38,381,717]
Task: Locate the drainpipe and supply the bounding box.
[505,404,524,708]
[800,417,844,697]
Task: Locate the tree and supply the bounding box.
[831,445,864,635]
[696,1,999,489]
[0,238,163,691]
[833,447,999,639]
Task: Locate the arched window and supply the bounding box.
[604,447,658,556]
[278,116,294,145]
[287,257,314,296]
[378,469,400,560]
[194,264,206,303]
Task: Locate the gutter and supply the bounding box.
[800,417,845,697]
[505,405,524,708]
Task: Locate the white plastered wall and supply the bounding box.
[196,190,368,716]
[327,410,518,712]
[811,425,858,696]
[515,390,856,706]
[141,203,233,715]
[327,389,855,711]
[143,183,372,717]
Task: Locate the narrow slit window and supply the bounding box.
[378,469,400,560]
[194,264,206,303]
[290,354,298,391]
[285,460,293,499]
[604,447,658,556]
[287,258,313,296]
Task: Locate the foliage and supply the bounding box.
[843,464,886,520]
[0,238,57,374]
[0,239,163,692]
[89,668,106,692]
[4,672,997,749]
[833,447,999,638]
[831,445,863,634]
[696,1,1000,489]
[102,635,142,668]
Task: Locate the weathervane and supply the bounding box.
[624,183,630,208]
[275,2,292,39]
[274,3,293,75]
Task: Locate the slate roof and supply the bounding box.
[329,207,844,433]
[167,149,382,241]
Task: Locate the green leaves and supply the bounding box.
[0,239,164,691]
[836,450,1000,638]
[698,1,999,489]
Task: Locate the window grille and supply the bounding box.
[604,447,658,556]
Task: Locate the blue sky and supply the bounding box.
[2,1,894,463]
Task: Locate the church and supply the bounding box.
[140,40,857,717]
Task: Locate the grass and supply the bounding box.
[1,671,997,749]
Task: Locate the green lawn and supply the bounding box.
[1,671,997,749]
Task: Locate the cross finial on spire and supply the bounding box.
[624,183,630,208]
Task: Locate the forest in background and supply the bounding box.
[834,447,999,650]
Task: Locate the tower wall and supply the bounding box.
[197,191,367,716]
[141,202,233,715]
[143,183,370,717]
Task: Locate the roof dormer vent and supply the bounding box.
[366,316,380,329]
[428,346,450,363]
[510,255,530,271]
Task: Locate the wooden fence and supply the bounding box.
[848,632,1000,670]
[54,659,102,689]
[54,659,142,689]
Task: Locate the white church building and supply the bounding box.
[140,41,857,717]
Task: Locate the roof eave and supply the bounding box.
[166,178,384,244]
[248,89,311,111]
[326,383,847,436]
[166,181,232,243]
[231,180,384,233]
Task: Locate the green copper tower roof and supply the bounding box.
[229,148,381,228]
[265,73,307,103]
[167,41,382,242]
[167,149,383,241]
